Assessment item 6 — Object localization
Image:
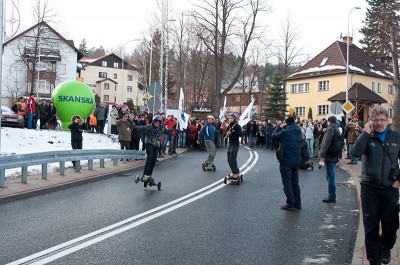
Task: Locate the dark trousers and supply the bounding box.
[120,141,130,150]
[71,140,82,167]
[144,143,159,176]
[111,124,117,135]
[40,118,46,129]
[97,120,105,134]
[141,135,146,151]
[361,184,399,264]
[279,164,301,207]
[227,144,239,174]
[131,138,140,150]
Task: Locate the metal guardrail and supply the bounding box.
[0,149,147,188]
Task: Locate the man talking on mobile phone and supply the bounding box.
[352,106,400,265]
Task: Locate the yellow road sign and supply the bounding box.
[342,101,355,113]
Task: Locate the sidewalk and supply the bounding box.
[341,158,400,265]
[0,148,187,204]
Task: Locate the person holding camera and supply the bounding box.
[116,115,134,151]
[68,115,84,168]
[352,106,400,265]
[272,116,302,211]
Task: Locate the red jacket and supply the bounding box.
[187,124,197,139]
[27,97,36,113]
[164,118,176,135]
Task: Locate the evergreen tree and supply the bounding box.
[262,70,288,122]
[359,0,400,67]
[78,39,88,56]
[307,107,313,120]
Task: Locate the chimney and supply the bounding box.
[342,36,353,45]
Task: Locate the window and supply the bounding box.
[104,83,109,90]
[371,82,375,92]
[102,61,107,67]
[127,86,132,92]
[317,104,329,115]
[318,80,329,91]
[290,83,309,94]
[388,84,394,95]
[388,108,393,118]
[36,80,51,94]
[114,73,117,79]
[99,72,107,78]
[127,75,133,81]
[236,95,240,102]
[103,95,109,101]
[114,62,119,68]
[319,57,328,67]
[294,106,305,116]
[377,82,381,93]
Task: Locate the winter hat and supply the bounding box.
[285,116,295,124]
[328,116,337,124]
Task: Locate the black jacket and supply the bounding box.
[352,130,400,189]
[68,122,83,142]
[227,122,242,146]
[272,122,302,166]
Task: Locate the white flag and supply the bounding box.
[219,96,227,121]
[238,98,255,127]
[178,87,188,129]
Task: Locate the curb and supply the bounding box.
[0,149,189,204]
[339,162,364,265]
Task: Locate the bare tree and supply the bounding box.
[191,0,267,115]
[275,15,303,78]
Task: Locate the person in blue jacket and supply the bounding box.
[198,115,217,167]
[272,116,303,211]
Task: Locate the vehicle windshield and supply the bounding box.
[1,106,14,114]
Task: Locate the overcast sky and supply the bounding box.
[10,0,367,60]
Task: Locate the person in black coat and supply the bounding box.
[46,102,57,130]
[68,115,84,168]
[299,134,314,170]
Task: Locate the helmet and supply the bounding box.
[229,112,239,119]
[153,115,162,122]
[207,115,215,120]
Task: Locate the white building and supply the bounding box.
[79,54,143,107]
[2,21,83,105]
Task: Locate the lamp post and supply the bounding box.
[121,39,140,104]
[345,6,361,122]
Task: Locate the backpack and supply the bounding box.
[328,128,345,157]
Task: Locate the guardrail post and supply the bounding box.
[122,158,127,164]
[88,159,93,170]
[75,161,81,173]
[100,159,105,168]
[113,158,118,166]
[0,170,5,188]
[42,164,48,180]
[21,166,28,183]
[60,161,65,175]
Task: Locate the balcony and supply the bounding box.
[24,47,62,61]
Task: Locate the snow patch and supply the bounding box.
[288,65,346,77]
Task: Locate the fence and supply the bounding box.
[0,149,147,188]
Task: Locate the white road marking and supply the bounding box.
[7,150,259,265]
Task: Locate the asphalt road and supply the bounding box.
[0,146,358,265]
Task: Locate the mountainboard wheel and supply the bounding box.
[237,177,240,185]
[213,165,216,171]
[224,176,227,184]
[157,182,161,190]
[240,174,243,182]
[134,176,140,184]
[144,181,147,188]
[202,163,205,171]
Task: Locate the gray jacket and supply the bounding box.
[352,130,400,189]
[319,124,340,162]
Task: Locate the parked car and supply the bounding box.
[1,105,24,128]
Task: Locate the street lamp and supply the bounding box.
[345,6,361,122]
[121,39,140,104]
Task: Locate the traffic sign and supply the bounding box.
[330,102,342,115]
[341,100,355,114]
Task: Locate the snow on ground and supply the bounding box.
[1,127,120,178]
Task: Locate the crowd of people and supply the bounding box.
[12,94,58,129]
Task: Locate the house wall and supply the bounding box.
[80,64,143,106]
[286,73,393,122]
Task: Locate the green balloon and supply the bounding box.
[52,80,95,129]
